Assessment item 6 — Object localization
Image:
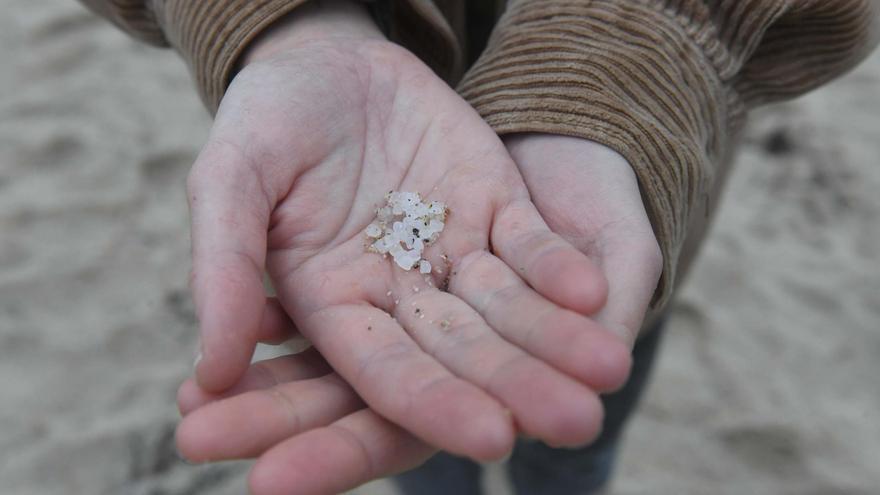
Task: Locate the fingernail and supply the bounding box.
[492,409,514,464]
[175,447,201,466]
[193,346,202,370]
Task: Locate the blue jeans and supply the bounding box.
[393,322,665,495]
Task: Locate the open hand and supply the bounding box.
[182,0,631,469]
[505,133,663,346]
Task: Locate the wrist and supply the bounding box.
[504,133,631,172]
[240,0,385,68]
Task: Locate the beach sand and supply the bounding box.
[1,2,878,494]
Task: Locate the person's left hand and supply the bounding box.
[504,133,663,346]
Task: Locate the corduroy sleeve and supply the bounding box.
[78,0,318,111]
[457,0,879,309]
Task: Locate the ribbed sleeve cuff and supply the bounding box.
[77,0,169,46]
[459,0,731,309]
[158,0,312,113]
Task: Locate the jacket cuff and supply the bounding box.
[158,0,313,113]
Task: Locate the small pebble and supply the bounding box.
[365,191,447,272]
[419,260,432,274]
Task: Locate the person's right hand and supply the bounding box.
[182,0,631,466]
[178,349,437,495]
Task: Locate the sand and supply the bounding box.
[1,2,878,494]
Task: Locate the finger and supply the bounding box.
[393,276,604,447]
[176,373,364,462]
[450,251,632,393]
[300,304,515,461]
[249,409,435,495]
[177,348,331,416]
[594,237,663,346]
[257,297,300,344]
[188,143,274,392]
[491,198,608,315]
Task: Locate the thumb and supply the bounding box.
[186,139,274,392]
[593,234,662,347]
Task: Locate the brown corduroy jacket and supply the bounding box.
[78,0,879,317]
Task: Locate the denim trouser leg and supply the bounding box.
[506,324,665,494]
[392,448,484,495]
[392,322,666,495]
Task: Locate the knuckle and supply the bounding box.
[261,388,302,432]
[251,361,281,387]
[408,374,457,412]
[326,423,374,479]
[354,340,415,392]
[449,249,499,293]
[187,138,250,191]
[485,353,527,395]
[493,198,532,236]
[185,163,205,196]
[640,237,664,281]
[186,160,226,201]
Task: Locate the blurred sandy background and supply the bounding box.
[1,1,878,494]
